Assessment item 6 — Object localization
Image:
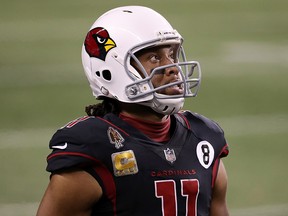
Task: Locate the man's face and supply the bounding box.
[132,45,184,95]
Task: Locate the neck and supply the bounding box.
[119,103,168,122]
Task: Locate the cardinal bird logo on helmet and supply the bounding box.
[84,27,116,61]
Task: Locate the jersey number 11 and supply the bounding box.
[155,179,199,216]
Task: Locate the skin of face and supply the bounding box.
[132,45,184,95]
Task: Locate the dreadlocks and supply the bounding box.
[85,98,120,117]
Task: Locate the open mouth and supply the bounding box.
[165,82,184,95]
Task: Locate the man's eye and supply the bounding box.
[150,55,160,62]
[169,53,175,61]
[170,56,175,63]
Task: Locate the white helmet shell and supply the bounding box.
[82,6,201,115]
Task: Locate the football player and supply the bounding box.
[37,6,229,216]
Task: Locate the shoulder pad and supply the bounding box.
[49,116,99,147]
[47,115,125,172]
[177,111,228,158]
[178,110,224,135]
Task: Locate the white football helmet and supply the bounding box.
[81,6,201,115]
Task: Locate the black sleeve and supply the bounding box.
[46,116,114,172]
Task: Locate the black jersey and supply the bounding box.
[47,111,229,216]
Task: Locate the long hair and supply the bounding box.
[85,98,120,117]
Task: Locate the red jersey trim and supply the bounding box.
[96,116,130,137]
[47,151,117,215]
[47,151,98,161]
[176,113,191,129]
[93,165,117,216]
[211,143,229,188]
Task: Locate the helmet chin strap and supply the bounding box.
[140,95,184,115]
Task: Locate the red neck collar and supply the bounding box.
[119,113,171,143]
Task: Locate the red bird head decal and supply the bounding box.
[84,27,116,61]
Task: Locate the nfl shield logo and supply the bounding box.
[164,148,176,163]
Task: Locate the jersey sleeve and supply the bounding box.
[46,116,113,173]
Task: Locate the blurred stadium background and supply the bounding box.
[1,0,288,215]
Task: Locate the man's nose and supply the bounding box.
[164,65,179,76]
[162,58,179,76]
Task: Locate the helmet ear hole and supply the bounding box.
[95,71,100,77]
[102,70,112,81]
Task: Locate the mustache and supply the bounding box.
[150,67,177,75]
